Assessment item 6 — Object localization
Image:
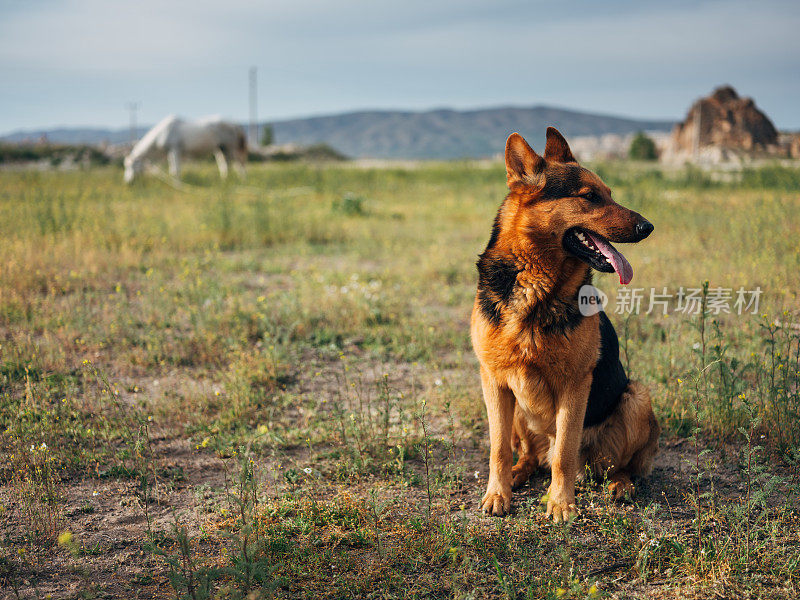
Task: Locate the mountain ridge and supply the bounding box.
[2,105,675,159]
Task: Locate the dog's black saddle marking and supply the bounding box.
[476,252,519,326]
[584,311,628,428]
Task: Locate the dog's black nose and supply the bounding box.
[635,220,654,239]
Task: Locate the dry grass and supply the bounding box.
[1,161,799,599]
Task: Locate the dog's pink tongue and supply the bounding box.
[586,232,634,285]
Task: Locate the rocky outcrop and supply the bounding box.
[786,133,800,160]
[662,86,784,164]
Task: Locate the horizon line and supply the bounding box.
[0,101,681,139]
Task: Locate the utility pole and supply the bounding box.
[126,102,140,147]
[249,67,258,147]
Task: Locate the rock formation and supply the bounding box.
[662,86,784,163]
[788,134,800,160]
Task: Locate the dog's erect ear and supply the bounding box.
[505,133,545,188]
[544,127,577,163]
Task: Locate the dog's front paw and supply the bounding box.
[545,499,577,523]
[480,483,511,516]
[544,486,577,523]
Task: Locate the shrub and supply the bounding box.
[628,131,658,161]
[332,193,367,216]
[261,124,274,147]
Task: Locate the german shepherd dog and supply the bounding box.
[471,128,660,522]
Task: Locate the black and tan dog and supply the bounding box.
[471,128,660,522]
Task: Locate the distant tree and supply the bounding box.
[261,124,274,147]
[628,131,658,161]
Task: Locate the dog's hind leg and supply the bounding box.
[626,407,660,478]
[583,381,660,501]
[608,406,660,500]
[510,407,546,489]
[606,414,658,500]
[607,471,635,500]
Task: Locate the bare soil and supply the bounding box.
[3,425,781,599]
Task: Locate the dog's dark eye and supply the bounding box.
[582,192,601,203]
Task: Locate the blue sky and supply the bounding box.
[1,0,798,134]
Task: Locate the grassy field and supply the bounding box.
[1,160,800,599]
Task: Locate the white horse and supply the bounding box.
[124,115,247,183]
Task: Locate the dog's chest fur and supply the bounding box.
[512,318,601,430]
[473,270,599,407]
[472,246,609,433]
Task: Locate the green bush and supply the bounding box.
[261,124,274,147]
[332,193,367,216]
[628,131,658,161]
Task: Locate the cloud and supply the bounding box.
[0,0,798,130]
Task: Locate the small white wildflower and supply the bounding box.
[434,378,442,387]
[40,442,48,451]
[639,532,648,542]
[692,342,701,350]
[474,471,480,479]
[303,467,313,474]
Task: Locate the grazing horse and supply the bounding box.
[123,115,247,183]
